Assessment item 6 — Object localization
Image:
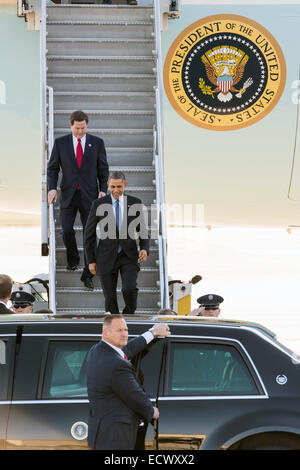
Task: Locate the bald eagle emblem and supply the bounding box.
[199,46,253,102]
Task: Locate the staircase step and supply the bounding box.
[56,267,159,288]
[53,128,153,147]
[47,73,155,92]
[47,38,154,56]
[55,246,159,268]
[54,109,155,129]
[53,91,155,111]
[55,307,158,316]
[47,20,154,39]
[55,287,160,309]
[106,148,154,166]
[47,4,154,22]
[47,55,155,74]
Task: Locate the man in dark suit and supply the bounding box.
[86,314,170,450]
[47,110,109,290]
[84,171,149,314]
[0,274,14,314]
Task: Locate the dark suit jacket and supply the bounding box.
[84,194,150,274]
[86,336,154,450]
[47,133,109,210]
[0,302,14,314]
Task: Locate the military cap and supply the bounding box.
[11,290,35,305]
[197,294,224,309]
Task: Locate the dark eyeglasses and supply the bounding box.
[13,304,31,309]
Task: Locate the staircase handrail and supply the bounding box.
[153,0,169,309]
[47,85,56,314]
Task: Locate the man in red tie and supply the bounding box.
[47,110,109,290]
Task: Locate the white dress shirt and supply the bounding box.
[72,134,86,157]
[102,331,154,360]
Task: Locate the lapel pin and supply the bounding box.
[88,144,92,147]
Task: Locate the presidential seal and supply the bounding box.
[164,15,286,131]
[70,421,88,440]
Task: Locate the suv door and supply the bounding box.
[0,325,17,449]
[6,335,97,450]
[140,337,267,450]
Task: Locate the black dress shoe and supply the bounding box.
[103,0,112,3]
[83,277,94,291]
[67,265,78,271]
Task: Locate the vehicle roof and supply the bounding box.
[0,313,277,339]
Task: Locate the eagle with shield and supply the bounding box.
[199,46,253,102]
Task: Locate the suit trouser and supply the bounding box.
[60,190,93,280]
[99,252,139,315]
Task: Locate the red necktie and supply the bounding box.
[124,353,128,361]
[76,138,83,189]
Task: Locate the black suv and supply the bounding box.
[1,313,300,450]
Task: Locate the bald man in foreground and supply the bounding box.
[86,314,170,450]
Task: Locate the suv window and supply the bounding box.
[42,341,95,399]
[167,342,258,396]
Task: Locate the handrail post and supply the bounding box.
[153,0,169,309]
[41,0,48,257]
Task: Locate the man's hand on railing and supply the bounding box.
[48,189,57,205]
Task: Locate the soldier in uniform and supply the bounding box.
[189,294,224,317]
[10,286,35,314]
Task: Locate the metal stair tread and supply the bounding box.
[56,287,159,293]
[106,165,155,171]
[54,128,153,133]
[55,245,158,252]
[47,4,153,8]
[106,147,153,152]
[54,165,154,173]
[48,55,155,61]
[54,91,155,96]
[54,109,154,115]
[55,185,156,191]
[47,73,155,78]
[55,308,158,315]
[48,38,153,43]
[47,20,153,25]
[56,266,159,272]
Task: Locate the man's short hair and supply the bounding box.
[157,309,177,315]
[0,274,13,300]
[108,171,126,182]
[70,110,89,125]
[103,313,125,329]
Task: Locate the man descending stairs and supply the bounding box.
[46,1,164,315]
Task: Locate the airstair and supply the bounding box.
[36,0,170,315]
